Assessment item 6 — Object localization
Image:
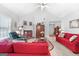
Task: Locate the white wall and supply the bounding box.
[61,11,79,34]
[0,5,19,32]
[16,8,59,37]
[48,11,79,34]
[1,3,79,36]
[0,5,19,39]
[16,8,42,37]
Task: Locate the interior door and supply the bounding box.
[49,24,55,36]
[36,23,45,38]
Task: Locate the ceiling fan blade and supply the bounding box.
[34,3,51,11]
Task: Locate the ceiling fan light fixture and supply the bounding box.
[41,3,47,6]
[40,3,47,11]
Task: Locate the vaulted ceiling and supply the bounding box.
[1,3,79,18]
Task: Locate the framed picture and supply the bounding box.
[23,21,27,25]
[29,22,32,26]
[69,19,79,28]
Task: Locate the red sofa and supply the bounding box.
[0,39,50,56]
[56,32,79,53]
[0,38,13,53]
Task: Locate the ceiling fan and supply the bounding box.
[40,3,47,11]
[35,3,49,11]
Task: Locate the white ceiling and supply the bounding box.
[46,3,79,17]
[1,3,38,15]
[1,3,79,18]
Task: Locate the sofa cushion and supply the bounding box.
[0,38,12,45]
[13,42,49,54]
[0,38,13,53]
[69,35,78,42]
[64,33,74,39]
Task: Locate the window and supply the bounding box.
[0,15,11,38]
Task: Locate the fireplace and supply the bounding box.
[24,30,32,38]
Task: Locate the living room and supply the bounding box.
[1,0,79,57]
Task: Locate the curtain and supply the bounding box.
[0,15,11,38]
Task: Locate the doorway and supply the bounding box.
[49,21,61,36]
[49,24,55,36]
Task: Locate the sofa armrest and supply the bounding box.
[75,41,79,47]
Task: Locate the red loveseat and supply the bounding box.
[0,39,50,56]
[56,32,79,53]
